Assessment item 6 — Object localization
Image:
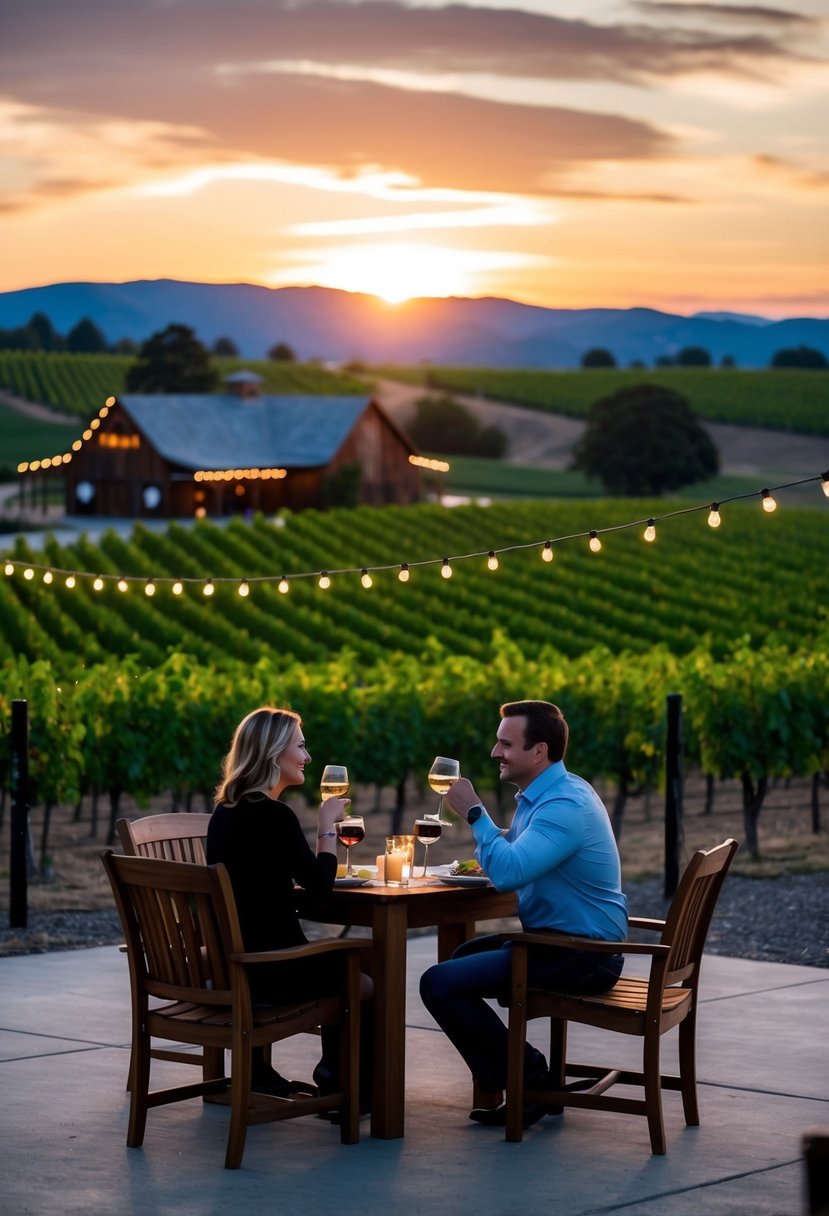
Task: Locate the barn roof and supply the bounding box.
[118,394,379,469]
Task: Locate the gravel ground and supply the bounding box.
[1,873,826,967]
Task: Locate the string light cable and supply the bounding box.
[3,472,826,594]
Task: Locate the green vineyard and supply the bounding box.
[376,366,829,436]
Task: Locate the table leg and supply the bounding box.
[437,918,474,962]
[370,901,408,1138]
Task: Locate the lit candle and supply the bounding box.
[375,855,385,881]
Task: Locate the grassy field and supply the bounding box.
[0,401,79,467]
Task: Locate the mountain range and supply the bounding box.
[1,279,827,368]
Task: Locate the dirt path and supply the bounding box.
[0,389,78,424]
[374,378,829,477]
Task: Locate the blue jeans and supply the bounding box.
[419,933,624,1093]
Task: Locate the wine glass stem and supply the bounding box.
[346,847,352,877]
[422,845,428,878]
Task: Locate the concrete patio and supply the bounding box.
[1,936,827,1215]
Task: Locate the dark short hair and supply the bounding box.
[500,700,568,763]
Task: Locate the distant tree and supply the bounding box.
[675,345,712,367]
[212,336,239,357]
[67,316,107,354]
[268,341,296,361]
[28,312,64,351]
[770,345,828,370]
[111,337,138,355]
[407,394,508,458]
[581,347,616,368]
[125,323,218,393]
[571,383,719,496]
[0,324,37,350]
[629,359,646,369]
[720,354,736,368]
[654,354,674,367]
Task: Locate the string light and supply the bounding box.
[2,472,823,597]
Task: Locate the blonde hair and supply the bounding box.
[215,707,301,807]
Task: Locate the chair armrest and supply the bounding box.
[230,939,371,966]
[628,916,666,932]
[506,930,670,959]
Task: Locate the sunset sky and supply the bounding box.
[2,0,827,316]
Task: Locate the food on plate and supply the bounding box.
[452,858,484,876]
[353,868,373,879]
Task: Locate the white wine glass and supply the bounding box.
[321,764,349,801]
[427,756,460,825]
[335,815,365,878]
[413,818,442,877]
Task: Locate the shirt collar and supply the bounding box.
[514,759,567,808]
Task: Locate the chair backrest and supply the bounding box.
[661,838,738,986]
[117,813,212,864]
[102,851,242,1006]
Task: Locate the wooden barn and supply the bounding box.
[54,375,422,518]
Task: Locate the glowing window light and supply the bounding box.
[761,490,777,513]
[398,563,410,582]
[441,558,453,579]
[708,504,721,528]
[487,551,499,571]
[319,572,331,590]
[589,531,602,553]
[278,577,289,594]
[644,519,656,543]
[361,569,373,589]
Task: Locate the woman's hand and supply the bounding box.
[318,795,350,834]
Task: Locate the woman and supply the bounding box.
[206,706,372,1104]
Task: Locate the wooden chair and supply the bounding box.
[102,851,368,1168]
[504,838,738,1154]
[117,813,211,864]
[117,814,213,1082]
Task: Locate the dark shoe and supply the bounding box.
[252,1067,316,1098]
[468,1099,556,1129]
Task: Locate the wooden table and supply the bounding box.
[298,879,518,1139]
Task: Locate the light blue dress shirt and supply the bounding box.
[471,759,628,940]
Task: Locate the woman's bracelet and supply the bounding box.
[318,830,337,840]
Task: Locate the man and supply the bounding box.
[419,700,627,1128]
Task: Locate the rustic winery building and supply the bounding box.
[56,375,422,518]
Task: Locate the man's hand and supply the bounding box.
[444,777,480,819]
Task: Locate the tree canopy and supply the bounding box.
[770,345,828,370]
[268,341,296,361]
[675,345,712,367]
[406,393,508,458]
[125,323,218,393]
[67,316,107,354]
[571,382,719,495]
[212,336,239,357]
[581,347,616,368]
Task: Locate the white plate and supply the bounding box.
[438,875,491,888]
[334,877,370,888]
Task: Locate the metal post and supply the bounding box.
[664,693,683,898]
[10,699,29,928]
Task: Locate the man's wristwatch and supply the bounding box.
[466,804,484,825]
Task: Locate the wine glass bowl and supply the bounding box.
[335,814,364,877]
[321,764,349,801]
[413,817,442,876]
[427,756,460,825]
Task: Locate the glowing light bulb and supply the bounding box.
[144,581,156,597]
[93,577,104,591]
[644,520,656,543]
[172,581,183,595]
[398,564,410,582]
[203,580,215,596]
[589,531,602,553]
[708,504,721,528]
[105,396,116,406]
[43,570,53,584]
[361,570,373,589]
[65,574,76,589]
[238,580,250,597]
[278,577,289,594]
[24,567,34,580]
[4,562,14,576]
[117,578,128,593]
[541,542,553,563]
[821,472,829,499]
[761,490,777,513]
[17,462,29,473]
[319,572,331,590]
[487,551,499,572]
[441,559,453,579]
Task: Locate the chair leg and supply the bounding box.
[505,1003,528,1142]
[678,1011,699,1127]
[339,1000,360,1145]
[126,1027,151,1148]
[225,1036,250,1170]
[643,1031,667,1155]
[548,1019,567,1088]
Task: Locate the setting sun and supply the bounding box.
[282,243,474,303]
